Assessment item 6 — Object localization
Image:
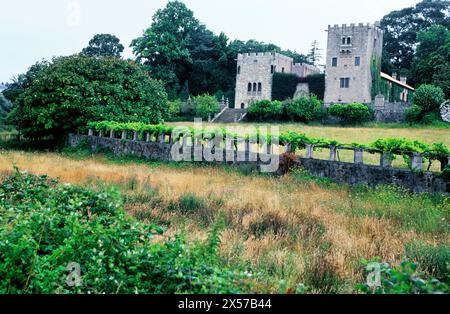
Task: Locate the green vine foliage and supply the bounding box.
[86,121,450,170]
[0,169,252,294]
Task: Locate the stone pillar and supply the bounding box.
[264,141,272,155]
[110,130,114,139]
[121,130,127,140]
[245,139,250,154]
[88,129,94,137]
[329,146,337,161]
[354,149,364,164]
[411,153,423,171]
[158,133,165,144]
[225,138,234,161]
[145,133,150,142]
[99,130,104,138]
[249,139,258,162]
[133,131,138,141]
[305,144,314,159]
[380,152,393,167]
[285,143,292,154]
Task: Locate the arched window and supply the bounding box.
[347,37,351,45]
[258,83,262,92]
[342,37,346,45]
[253,83,257,92]
[247,83,252,92]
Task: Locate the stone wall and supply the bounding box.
[371,95,411,123]
[69,133,449,194]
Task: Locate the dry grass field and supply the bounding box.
[0,150,448,293]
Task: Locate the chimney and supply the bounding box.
[400,76,407,84]
[392,72,398,80]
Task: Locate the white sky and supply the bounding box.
[0,0,421,83]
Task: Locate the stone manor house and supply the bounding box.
[228,22,415,122]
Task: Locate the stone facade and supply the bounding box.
[324,23,384,105]
[234,52,320,109]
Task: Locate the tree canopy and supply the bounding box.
[81,34,124,58]
[380,0,450,73]
[7,55,168,140]
[131,0,311,102]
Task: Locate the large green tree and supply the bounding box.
[132,1,311,101]
[81,34,125,58]
[8,55,168,140]
[411,25,450,97]
[131,1,200,99]
[380,0,450,73]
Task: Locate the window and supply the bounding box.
[258,83,262,92]
[237,66,241,74]
[340,78,350,88]
[253,83,257,92]
[355,57,360,66]
[332,57,338,67]
[282,67,285,73]
[347,37,351,45]
[247,83,252,92]
[271,65,274,74]
[342,37,346,45]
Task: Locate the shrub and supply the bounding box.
[413,85,445,114]
[193,94,220,120]
[327,103,374,124]
[357,259,449,294]
[0,169,252,294]
[405,105,423,124]
[285,95,323,122]
[168,99,182,118]
[247,100,283,121]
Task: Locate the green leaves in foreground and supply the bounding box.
[357,259,449,294]
[0,169,251,294]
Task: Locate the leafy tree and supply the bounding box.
[307,40,322,66]
[131,1,200,99]
[306,74,325,100]
[193,94,220,119]
[81,34,124,58]
[411,25,450,97]
[0,93,12,129]
[272,73,299,101]
[8,55,168,141]
[380,0,450,73]
[328,103,374,124]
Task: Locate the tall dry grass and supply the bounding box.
[0,150,447,292]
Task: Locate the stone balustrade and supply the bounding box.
[85,129,448,173]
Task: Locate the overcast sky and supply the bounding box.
[0,0,421,83]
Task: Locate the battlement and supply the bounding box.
[327,22,384,35]
[237,52,293,62]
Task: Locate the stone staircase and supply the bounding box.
[212,108,247,123]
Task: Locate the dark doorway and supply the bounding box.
[241,103,245,109]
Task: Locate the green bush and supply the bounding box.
[357,259,449,294]
[247,100,283,121]
[327,103,374,124]
[168,99,182,118]
[285,95,323,122]
[193,94,220,120]
[413,85,445,114]
[0,169,251,294]
[405,105,423,124]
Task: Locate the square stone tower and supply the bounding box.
[235,52,294,109]
[324,23,384,105]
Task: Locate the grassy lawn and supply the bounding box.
[0,150,448,293]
